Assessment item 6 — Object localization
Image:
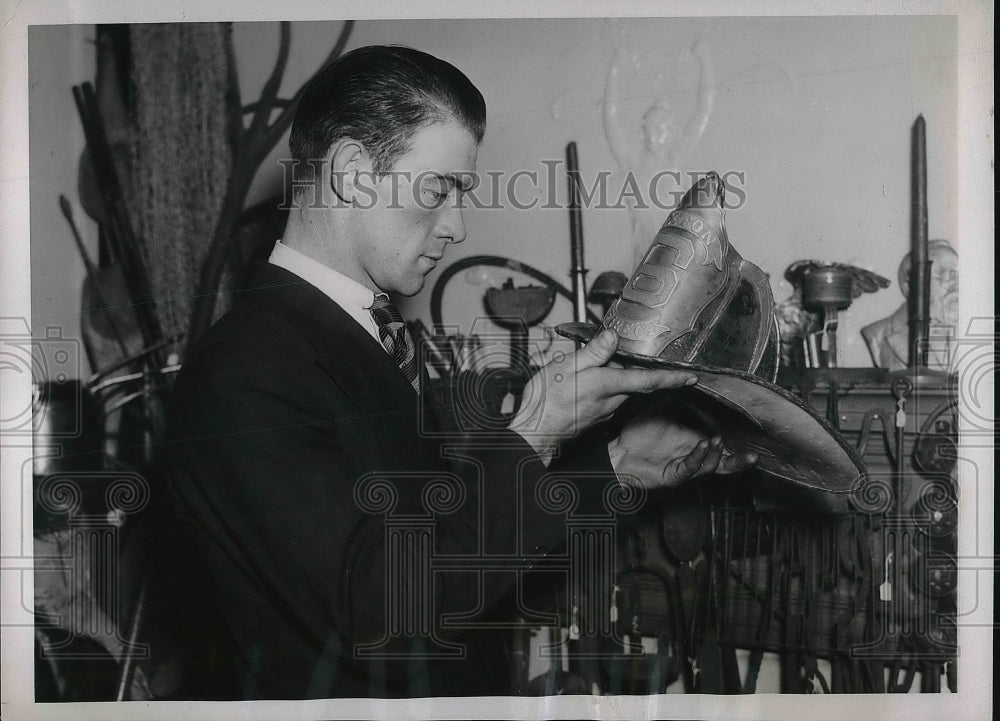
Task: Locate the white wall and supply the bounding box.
[237,16,958,368]
[30,16,957,375]
[28,24,98,377]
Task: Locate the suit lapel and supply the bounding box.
[242,263,428,462]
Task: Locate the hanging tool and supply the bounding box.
[544,618,563,695]
[891,376,914,513]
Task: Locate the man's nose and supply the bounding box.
[438,201,467,244]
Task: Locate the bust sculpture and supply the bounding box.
[861,239,958,371]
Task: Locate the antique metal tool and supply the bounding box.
[483,278,556,373]
[785,261,890,369]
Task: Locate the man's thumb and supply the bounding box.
[577,328,619,369]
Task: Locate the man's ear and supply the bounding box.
[328,138,368,205]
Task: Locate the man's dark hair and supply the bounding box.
[289,45,486,184]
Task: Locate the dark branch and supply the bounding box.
[185,19,355,349]
[222,23,245,157]
[256,19,354,159]
[246,21,291,142]
[242,98,292,114]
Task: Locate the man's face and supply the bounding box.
[350,120,478,296]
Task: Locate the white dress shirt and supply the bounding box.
[268,239,383,346]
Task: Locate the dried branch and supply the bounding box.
[246,22,291,142]
[256,20,354,161]
[185,20,354,349]
[222,23,245,157]
[241,98,292,114]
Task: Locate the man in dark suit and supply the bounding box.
[164,45,754,699]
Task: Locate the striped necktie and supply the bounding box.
[370,293,420,392]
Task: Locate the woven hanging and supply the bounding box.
[129,23,233,353]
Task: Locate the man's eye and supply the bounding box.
[422,187,449,204]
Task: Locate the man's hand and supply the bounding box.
[607,403,758,490]
[509,328,698,465]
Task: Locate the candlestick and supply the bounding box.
[909,115,931,367]
[566,142,588,323]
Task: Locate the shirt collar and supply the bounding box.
[268,239,377,312]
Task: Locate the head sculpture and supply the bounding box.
[897,239,959,327]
